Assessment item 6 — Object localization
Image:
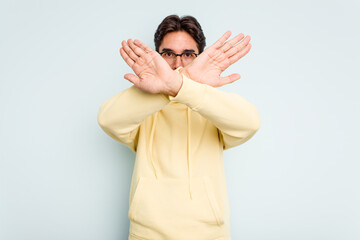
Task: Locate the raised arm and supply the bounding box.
[171,32,259,149]
[171,69,261,149]
[98,39,181,151]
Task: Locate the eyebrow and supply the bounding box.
[161,48,196,53]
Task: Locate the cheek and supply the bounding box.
[182,61,191,67]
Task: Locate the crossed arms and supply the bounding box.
[119,31,251,96]
[98,31,260,151]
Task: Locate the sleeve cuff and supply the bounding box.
[170,67,208,110]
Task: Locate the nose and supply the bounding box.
[174,55,183,69]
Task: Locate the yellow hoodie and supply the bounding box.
[97,69,261,240]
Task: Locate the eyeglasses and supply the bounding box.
[159,50,198,64]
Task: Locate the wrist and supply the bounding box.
[167,72,183,97]
[180,67,191,80]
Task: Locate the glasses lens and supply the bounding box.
[161,52,175,60]
[161,51,197,64]
[181,53,196,63]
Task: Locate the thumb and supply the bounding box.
[124,73,140,86]
[218,73,241,86]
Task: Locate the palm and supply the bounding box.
[119,39,181,95]
[182,31,252,87]
[189,47,232,84]
[129,51,173,93]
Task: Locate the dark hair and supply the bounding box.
[154,15,206,54]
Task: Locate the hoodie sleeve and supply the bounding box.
[170,72,261,150]
[97,85,170,152]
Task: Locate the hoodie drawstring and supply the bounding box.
[149,112,159,179]
[148,108,193,199]
[187,108,193,199]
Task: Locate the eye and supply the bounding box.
[164,52,174,57]
[183,52,194,58]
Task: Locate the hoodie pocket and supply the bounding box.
[128,177,144,221]
[128,176,225,239]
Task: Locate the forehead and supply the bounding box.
[159,31,198,53]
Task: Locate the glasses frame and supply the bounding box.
[159,51,199,58]
[159,50,199,63]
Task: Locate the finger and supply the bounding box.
[120,47,135,67]
[122,40,139,62]
[220,33,245,53]
[212,31,232,49]
[229,43,252,65]
[134,39,153,54]
[218,73,241,86]
[128,39,147,58]
[124,73,140,86]
[226,35,251,58]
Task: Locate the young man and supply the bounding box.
[97,15,261,240]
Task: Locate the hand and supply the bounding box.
[120,39,182,97]
[181,31,252,87]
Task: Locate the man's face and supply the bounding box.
[158,31,199,70]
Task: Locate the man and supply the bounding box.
[97,15,261,240]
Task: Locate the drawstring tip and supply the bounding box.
[189,191,193,200]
